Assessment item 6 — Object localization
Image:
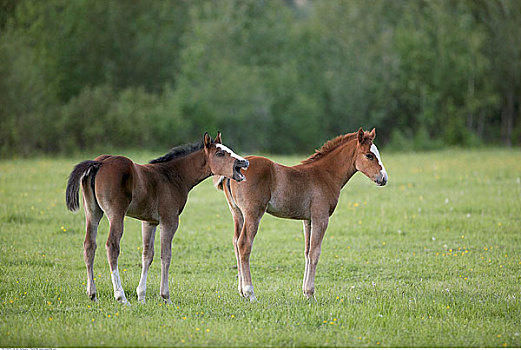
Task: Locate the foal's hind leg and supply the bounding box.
[136,221,157,303]
[82,178,104,301]
[106,212,130,305]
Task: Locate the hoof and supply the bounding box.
[116,293,130,306]
[243,285,257,302]
[163,298,172,305]
[305,294,317,302]
[118,298,131,306]
[138,297,146,304]
[88,293,98,302]
[303,290,316,301]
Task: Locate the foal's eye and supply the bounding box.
[365,153,374,160]
[216,150,225,157]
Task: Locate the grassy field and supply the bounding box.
[1,148,520,347]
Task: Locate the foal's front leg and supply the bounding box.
[159,216,179,304]
[302,219,311,298]
[136,221,157,303]
[237,215,261,302]
[232,213,245,297]
[303,216,329,300]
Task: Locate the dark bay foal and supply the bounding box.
[66,132,248,304]
[215,128,387,301]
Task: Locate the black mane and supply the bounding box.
[149,139,204,164]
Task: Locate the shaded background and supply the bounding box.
[1,0,520,157]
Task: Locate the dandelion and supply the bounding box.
[205,329,210,332]
[182,316,187,320]
[107,314,111,318]
[353,202,359,207]
[231,314,235,318]
[48,317,53,321]
[195,328,200,331]
[336,296,340,300]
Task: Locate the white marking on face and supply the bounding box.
[370,144,388,180]
[216,143,246,162]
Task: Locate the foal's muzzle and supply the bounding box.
[375,170,388,186]
[233,159,249,182]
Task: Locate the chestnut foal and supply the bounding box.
[216,128,387,301]
[66,132,248,305]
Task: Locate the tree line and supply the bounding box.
[1,0,520,157]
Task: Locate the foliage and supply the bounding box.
[1,0,520,157]
[1,149,520,346]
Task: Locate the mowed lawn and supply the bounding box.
[1,148,520,347]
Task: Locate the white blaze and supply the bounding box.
[370,144,388,181]
[216,144,247,162]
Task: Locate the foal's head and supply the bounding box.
[204,132,249,182]
[354,128,388,186]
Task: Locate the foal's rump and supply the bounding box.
[66,155,135,213]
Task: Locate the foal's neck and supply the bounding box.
[323,140,358,189]
[165,150,211,191]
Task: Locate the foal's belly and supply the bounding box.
[266,198,310,220]
[126,200,159,224]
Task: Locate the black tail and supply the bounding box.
[66,160,101,212]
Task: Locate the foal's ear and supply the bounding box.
[214,131,222,144]
[203,132,212,148]
[357,128,365,144]
[369,128,376,140]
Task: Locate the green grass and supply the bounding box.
[1,148,520,347]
